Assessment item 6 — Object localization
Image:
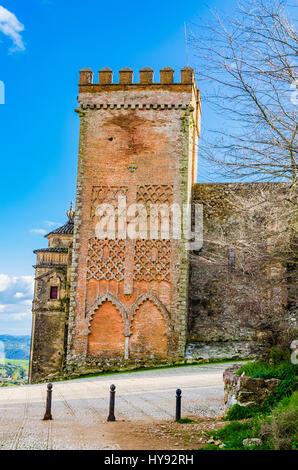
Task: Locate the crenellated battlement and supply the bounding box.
[78,65,200,118]
[79,66,195,86]
[79,102,191,110]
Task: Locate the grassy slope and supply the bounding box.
[200,360,298,450]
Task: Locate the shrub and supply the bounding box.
[225,404,261,420]
[226,363,297,420]
[259,392,298,450]
[205,395,298,450]
[265,365,297,408]
[216,341,298,450]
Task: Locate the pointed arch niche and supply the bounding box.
[129,294,169,360]
[87,297,126,358]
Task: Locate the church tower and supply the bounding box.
[29,204,74,383]
[65,66,201,375]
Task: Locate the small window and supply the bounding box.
[50,286,58,299]
[229,247,235,273]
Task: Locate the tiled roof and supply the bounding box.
[33,247,69,254]
[45,202,75,237]
[45,220,74,237]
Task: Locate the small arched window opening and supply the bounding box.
[50,286,58,300]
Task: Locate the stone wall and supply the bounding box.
[187,182,292,360]
[223,365,280,409]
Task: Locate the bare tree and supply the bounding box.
[189,3,297,354]
[190,0,297,182]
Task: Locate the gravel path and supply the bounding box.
[0,362,236,450]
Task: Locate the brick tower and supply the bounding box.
[65,66,200,375]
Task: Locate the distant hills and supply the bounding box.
[0,335,31,360]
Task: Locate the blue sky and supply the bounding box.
[0,0,235,335]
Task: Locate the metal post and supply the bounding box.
[175,388,182,421]
[43,383,53,420]
[107,384,116,422]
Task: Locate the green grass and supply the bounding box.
[200,420,272,451]
[200,359,298,450]
[212,422,256,450]
[225,404,261,421]
[275,390,298,410]
[237,360,297,379]
[226,360,298,421]
[177,418,197,424]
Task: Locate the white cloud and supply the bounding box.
[30,228,47,235]
[15,292,24,298]
[0,310,31,322]
[0,6,25,52]
[0,274,34,316]
[13,276,35,293]
[44,220,61,227]
[0,275,34,333]
[10,311,31,321]
[0,274,10,292]
[0,275,32,331]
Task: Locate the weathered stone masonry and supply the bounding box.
[187,182,294,361]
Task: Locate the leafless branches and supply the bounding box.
[190,0,297,181]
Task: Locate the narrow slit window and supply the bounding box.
[50,286,58,299]
[229,247,235,273]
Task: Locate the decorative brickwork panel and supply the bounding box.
[134,239,171,282]
[87,238,125,281]
[137,185,174,239]
[136,184,173,206]
[90,186,128,220]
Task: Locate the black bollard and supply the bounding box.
[175,388,182,421]
[107,384,116,422]
[43,383,53,420]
